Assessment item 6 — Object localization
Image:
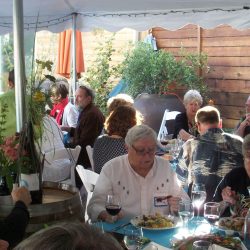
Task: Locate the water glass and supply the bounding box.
[192,240,212,250]
[191,183,207,218]
[123,226,143,250]
[178,200,194,227]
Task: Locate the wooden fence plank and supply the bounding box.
[208,57,250,67]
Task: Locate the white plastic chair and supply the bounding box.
[86,145,94,171]
[157,110,180,141]
[76,165,99,220]
[42,145,81,186]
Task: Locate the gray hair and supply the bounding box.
[183,89,203,106]
[125,124,157,147]
[79,85,95,101]
[14,222,122,250]
[243,134,250,157]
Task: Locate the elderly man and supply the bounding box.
[88,124,189,222]
[213,134,250,217]
[61,85,104,186]
[235,95,250,138]
[176,106,244,202]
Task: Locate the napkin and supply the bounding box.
[143,242,171,250]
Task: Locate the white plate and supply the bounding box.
[130,215,180,230]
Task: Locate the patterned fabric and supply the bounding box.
[93,135,127,174]
[176,128,244,202]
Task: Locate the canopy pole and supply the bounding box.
[71,13,77,103]
[13,0,26,132]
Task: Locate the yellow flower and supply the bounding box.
[33,91,45,102]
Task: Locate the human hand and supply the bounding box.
[98,210,124,223]
[11,187,32,207]
[221,186,237,205]
[179,129,193,141]
[0,240,9,250]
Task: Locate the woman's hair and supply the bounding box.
[183,89,203,106]
[125,124,157,147]
[243,134,250,157]
[14,222,122,250]
[50,82,69,100]
[105,105,137,138]
[107,94,134,114]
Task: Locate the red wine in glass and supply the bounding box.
[105,194,121,219]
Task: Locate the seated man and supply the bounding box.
[0,186,31,248]
[176,106,244,202]
[88,124,189,222]
[213,134,250,217]
[234,95,250,138]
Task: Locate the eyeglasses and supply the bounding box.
[131,145,156,156]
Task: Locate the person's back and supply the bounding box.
[176,106,244,202]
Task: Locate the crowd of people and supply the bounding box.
[1,70,250,249]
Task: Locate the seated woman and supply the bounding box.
[93,105,138,174]
[173,89,203,141]
[213,134,250,217]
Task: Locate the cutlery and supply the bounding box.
[112,222,131,232]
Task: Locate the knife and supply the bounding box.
[112,222,131,232]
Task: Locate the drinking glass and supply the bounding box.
[105,194,121,222]
[204,202,220,232]
[191,183,207,218]
[160,133,172,147]
[123,225,143,250]
[192,240,212,250]
[178,200,194,228]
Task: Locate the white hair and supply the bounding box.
[125,124,157,147]
[183,89,203,106]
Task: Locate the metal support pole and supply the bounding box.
[71,13,77,103]
[13,0,26,132]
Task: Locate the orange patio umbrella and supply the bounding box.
[56,29,84,79]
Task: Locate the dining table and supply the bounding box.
[96,216,238,249]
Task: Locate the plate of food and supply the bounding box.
[172,234,244,250]
[130,213,180,230]
[217,217,244,235]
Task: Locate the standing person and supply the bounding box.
[234,95,250,138]
[88,125,189,222]
[173,89,203,141]
[0,187,31,248]
[176,106,244,202]
[0,70,16,137]
[61,85,105,186]
[213,134,250,217]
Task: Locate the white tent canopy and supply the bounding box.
[1,0,250,34]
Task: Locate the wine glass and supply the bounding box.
[191,183,207,219]
[105,194,121,222]
[123,225,143,250]
[178,200,194,228]
[204,202,221,232]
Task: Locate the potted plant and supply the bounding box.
[120,42,209,98]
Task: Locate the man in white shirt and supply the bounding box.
[88,124,189,222]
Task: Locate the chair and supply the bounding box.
[157,110,180,141]
[76,165,99,220]
[86,145,94,171]
[42,145,81,186]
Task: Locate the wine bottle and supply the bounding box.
[19,122,43,204]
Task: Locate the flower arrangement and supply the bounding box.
[0,59,55,192]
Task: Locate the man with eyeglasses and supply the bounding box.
[235,95,250,138]
[88,124,189,222]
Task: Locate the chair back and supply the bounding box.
[157,110,180,140]
[86,145,94,171]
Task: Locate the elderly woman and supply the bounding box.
[93,105,138,174]
[173,89,203,141]
[88,124,190,222]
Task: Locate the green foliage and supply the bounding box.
[1,35,14,72]
[120,42,208,98]
[83,35,121,114]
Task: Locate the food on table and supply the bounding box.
[218,217,244,232]
[172,234,242,250]
[136,213,174,229]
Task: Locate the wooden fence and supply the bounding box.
[152,25,250,128]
